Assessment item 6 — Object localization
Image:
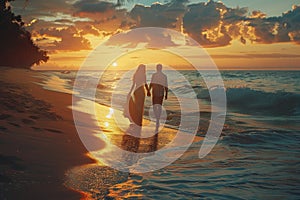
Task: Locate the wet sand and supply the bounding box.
[67,97,203,199]
[0,68,95,199]
[0,67,204,199]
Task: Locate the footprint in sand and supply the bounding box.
[0,126,7,132]
[0,174,11,183]
[22,118,35,125]
[0,114,12,120]
[0,154,26,171]
[8,122,20,127]
[44,128,63,134]
[31,127,42,131]
[29,115,39,120]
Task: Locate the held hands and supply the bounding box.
[145,89,167,99]
[147,90,151,97]
[127,93,131,100]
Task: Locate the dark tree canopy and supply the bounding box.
[0,0,48,68]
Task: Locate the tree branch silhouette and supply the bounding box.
[0,0,49,68]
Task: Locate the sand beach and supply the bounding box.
[0,68,95,199]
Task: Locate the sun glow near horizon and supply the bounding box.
[33,40,300,71]
[106,49,196,71]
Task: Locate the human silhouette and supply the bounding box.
[121,64,161,167]
[148,64,168,131]
[126,64,150,126]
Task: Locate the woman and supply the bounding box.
[126,64,149,126]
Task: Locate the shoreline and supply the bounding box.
[0,68,95,199]
[2,68,299,199]
[1,67,204,199]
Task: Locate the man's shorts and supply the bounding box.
[152,96,163,105]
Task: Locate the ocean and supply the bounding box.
[40,70,300,199]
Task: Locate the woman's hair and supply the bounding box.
[133,64,146,79]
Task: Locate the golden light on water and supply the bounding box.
[107,179,143,199]
[106,108,114,119]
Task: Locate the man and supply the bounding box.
[148,64,168,130]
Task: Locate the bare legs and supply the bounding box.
[152,96,164,132]
[153,104,162,131]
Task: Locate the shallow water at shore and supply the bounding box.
[40,70,300,199]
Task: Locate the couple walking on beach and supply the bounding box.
[126,64,168,131]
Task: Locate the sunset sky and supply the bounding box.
[10,0,300,70]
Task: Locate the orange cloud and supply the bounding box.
[15,0,300,51]
[39,26,91,51]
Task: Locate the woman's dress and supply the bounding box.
[129,74,146,126]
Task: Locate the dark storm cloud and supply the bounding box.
[72,0,129,33]
[183,2,223,30]
[10,0,300,50]
[182,1,248,47]
[181,1,300,47]
[72,0,125,20]
[73,0,116,13]
[130,0,187,29]
[247,5,300,44]
[223,7,248,24]
[11,0,73,20]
